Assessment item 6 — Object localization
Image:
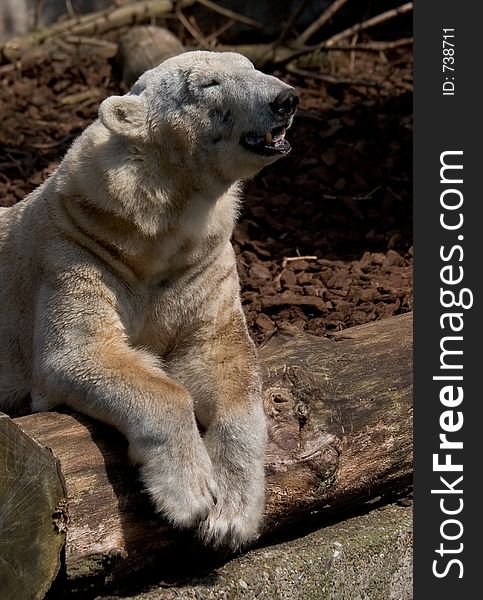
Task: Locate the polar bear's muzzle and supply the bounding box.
[240,87,298,157]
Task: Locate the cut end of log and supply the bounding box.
[0,413,67,600]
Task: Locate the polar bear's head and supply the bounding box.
[98,51,298,183]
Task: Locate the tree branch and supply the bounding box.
[1,0,174,63]
[323,2,413,48]
[296,0,351,45]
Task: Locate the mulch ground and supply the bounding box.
[0,39,412,345]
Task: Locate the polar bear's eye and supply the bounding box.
[200,80,221,89]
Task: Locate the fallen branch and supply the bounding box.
[323,2,413,48]
[256,0,313,70]
[176,3,210,46]
[194,0,262,30]
[58,88,104,105]
[214,36,412,72]
[62,35,118,51]
[269,37,413,71]
[282,255,318,265]
[274,256,319,287]
[0,314,413,596]
[65,0,77,20]
[344,37,413,51]
[269,3,413,70]
[286,64,382,88]
[296,0,351,45]
[274,0,312,47]
[1,0,174,63]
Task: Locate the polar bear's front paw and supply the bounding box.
[140,445,218,529]
[198,416,267,550]
[197,484,265,551]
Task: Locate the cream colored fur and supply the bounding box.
[0,51,296,550]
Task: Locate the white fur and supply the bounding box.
[0,51,296,549]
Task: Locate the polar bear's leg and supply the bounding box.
[199,403,267,551]
[32,285,218,529]
[167,311,267,550]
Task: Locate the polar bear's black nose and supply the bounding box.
[270,89,299,116]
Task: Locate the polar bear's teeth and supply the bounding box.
[273,128,286,142]
[241,127,290,153]
[265,128,286,146]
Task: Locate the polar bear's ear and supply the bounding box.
[99,95,146,139]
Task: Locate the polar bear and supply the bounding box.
[0,51,298,550]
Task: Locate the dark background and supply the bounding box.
[414,2,481,597]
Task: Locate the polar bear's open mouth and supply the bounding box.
[240,126,291,157]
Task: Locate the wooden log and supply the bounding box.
[262,312,413,530]
[0,313,412,596]
[0,414,66,600]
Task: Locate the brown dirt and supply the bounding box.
[0,40,412,345]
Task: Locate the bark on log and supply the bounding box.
[0,313,412,597]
